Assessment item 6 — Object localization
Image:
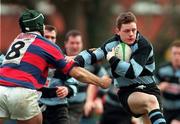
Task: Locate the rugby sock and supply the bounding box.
[148,109,166,124]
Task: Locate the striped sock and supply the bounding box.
[148,109,166,124]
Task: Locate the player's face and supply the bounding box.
[171,46,180,69]
[65,36,83,56]
[117,22,137,45]
[44,30,56,43]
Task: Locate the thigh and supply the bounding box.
[127,92,159,115]
[0,86,9,118]
[8,87,41,120]
[17,113,42,124]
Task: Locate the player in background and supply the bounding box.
[62,30,108,124]
[74,11,166,124]
[84,65,139,124]
[0,9,111,124]
[156,40,180,124]
[44,25,57,43]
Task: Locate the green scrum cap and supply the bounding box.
[19,9,44,35]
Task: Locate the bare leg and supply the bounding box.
[127,92,166,124]
[128,92,159,114]
[17,113,42,124]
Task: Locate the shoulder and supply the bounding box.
[158,62,172,70]
[157,62,173,75]
[101,34,120,48]
[36,35,63,53]
[137,32,152,50]
[130,33,152,54]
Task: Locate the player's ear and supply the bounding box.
[115,27,120,34]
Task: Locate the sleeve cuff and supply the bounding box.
[109,56,120,67]
[109,56,120,77]
[38,87,58,98]
[74,55,85,67]
[66,86,74,98]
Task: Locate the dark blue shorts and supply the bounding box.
[117,83,162,118]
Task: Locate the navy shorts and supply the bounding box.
[117,83,162,118]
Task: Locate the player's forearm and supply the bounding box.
[66,85,77,98]
[86,85,98,102]
[69,67,103,86]
[69,67,109,88]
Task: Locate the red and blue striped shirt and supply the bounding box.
[0,33,75,89]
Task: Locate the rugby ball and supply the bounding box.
[114,42,132,62]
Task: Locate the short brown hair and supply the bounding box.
[116,12,137,29]
[45,25,57,33]
[65,30,81,42]
[171,40,180,48]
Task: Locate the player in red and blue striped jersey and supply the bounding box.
[0,9,111,124]
[0,32,74,89]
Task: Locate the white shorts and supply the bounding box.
[0,86,41,120]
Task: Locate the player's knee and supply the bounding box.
[144,95,159,112]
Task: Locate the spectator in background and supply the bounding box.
[39,25,77,124]
[156,40,180,124]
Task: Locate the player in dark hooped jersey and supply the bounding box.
[75,12,166,124]
[0,10,111,124]
[156,41,180,124]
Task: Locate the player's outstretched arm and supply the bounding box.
[69,66,112,89]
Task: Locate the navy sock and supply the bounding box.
[148,109,166,124]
